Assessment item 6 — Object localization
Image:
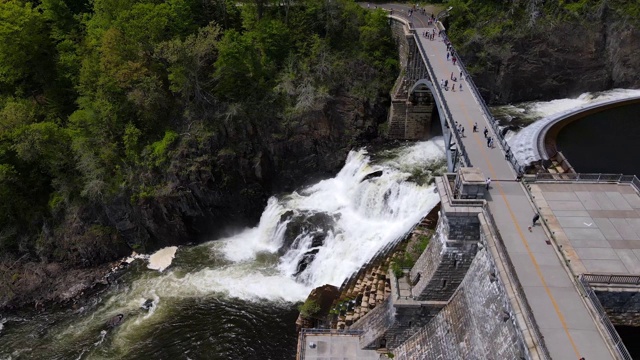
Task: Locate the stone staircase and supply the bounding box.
[331,260,393,330]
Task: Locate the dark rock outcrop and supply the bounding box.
[106,314,124,328]
[451,4,640,104]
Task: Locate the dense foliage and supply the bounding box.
[445,0,640,71]
[0,0,397,263]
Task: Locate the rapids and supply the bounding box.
[0,139,445,360]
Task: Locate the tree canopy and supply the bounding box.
[0,0,397,263]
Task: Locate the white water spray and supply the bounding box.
[124,139,445,304]
[502,89,640,165]
[0,139,446,360]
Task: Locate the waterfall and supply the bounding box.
[0,139,446,360]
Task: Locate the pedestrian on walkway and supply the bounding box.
[452,57,457,65]
[489,137,494,148]
[486,177,491,190]
[473,122,477,132]
[459,83,462,91]
[461,127,465,137]
[450,72,454,80]
[447,52,450,61]
[486,137,491,147]
[460,71,463,79]
[532,213,540,226]
[483,127,488,138]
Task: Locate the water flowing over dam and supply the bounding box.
[0,140,445,360]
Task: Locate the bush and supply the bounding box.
[298,298,321,318]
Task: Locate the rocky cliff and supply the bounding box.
[0,92,388,310]
[448,0,640,104]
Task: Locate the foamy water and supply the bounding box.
[129,139,443,302]
[0,139,446,359]
[500,89,640,165]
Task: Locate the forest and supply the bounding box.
[0,0,397,278]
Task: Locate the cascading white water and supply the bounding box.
[217,138,445,295]
[500,88,640,165]
[0,139,446,360]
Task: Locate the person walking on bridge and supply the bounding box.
[473,122,477,132]
[486,177,491,190]
[532,213,540,227]
[483,127,488,138]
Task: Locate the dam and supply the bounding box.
[297,5,640,360]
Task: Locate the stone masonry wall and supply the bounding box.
[410,214,479,301]
[350,292,395,349]
[596,289,640,327]
[405,103,433,139]
[350,271,445,350]
[393,245,529,360]
[388,17,433,140]
[388,101,407,139]
[410,220,445,287]
[391,19,409,76]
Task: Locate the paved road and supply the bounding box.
[379,4,616,360]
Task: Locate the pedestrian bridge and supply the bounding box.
[380,5,631,360]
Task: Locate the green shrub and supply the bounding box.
[298,299,321,318]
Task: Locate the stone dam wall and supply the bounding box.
[392,218,529,360]
[344,173,531,359]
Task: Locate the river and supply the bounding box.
[0,140,445,360]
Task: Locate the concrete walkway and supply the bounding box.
[380,4,616,360]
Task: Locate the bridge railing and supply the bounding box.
[481,203,552,360]
[410,30,471,167]
[438,30,524,175]
[582,273,640,286]
[527,172,640,193]
[578,276,633,360]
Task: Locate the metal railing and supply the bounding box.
[438,30,525,175]
[578,276,633,360]
[521,174,635,360]
[582,274,640,286]
[528,173,640,193]
[481,204,552,360]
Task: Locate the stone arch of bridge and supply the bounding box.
[408,78,458,171]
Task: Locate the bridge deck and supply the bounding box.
[385,4,616,359]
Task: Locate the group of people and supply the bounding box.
[423,29,436,40]
[484,128,495,148]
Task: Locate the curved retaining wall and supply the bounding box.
[532,96,640,162]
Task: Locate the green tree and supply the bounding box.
[0,1,54,93]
